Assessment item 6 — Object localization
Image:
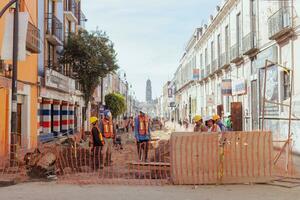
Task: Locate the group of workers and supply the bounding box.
[89,108,151,168]
[193,113,232,133]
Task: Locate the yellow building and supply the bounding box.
[0,0,40,157]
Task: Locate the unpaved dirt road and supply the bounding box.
[1,182,300,200]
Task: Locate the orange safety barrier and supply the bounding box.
[170,131,274,185]
[55,140,171,185]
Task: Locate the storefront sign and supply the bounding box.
[45,69,75,93]
[192,68,200,80]
[221,79,232,96]
[232,79,247,95]
[206,95,214,107]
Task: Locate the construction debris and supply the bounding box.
[24,149,57,179]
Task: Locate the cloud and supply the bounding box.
[82,0,219,101]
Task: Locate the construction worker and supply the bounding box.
[224,112,233,131]
[205,116,221,132]
[134,109,151,162]
[213,114,226,132]
[99,110,115,166]
[90,117,105,169]
[193,115,208,132]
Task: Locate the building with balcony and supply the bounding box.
[37,0,85,142]
[0,0,40,156]
[167,0,300,151]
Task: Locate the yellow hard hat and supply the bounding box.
[90,116,98,124]
[213,114,220,121]
[193,115,202,122]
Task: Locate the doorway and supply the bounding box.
[251,80,259,130]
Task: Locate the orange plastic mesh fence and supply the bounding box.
[0,131,299,185]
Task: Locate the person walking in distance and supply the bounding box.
[90,117,105,169]
[99,110,115,166]
[134,109,151,162]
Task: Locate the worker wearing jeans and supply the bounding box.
[134,110,151,162]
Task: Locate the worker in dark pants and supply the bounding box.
[134,109,151,162]
[90,117,105,169]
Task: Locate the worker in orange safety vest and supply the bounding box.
[134,109,151,162]
[99,110,116,166]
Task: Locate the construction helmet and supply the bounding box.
[193,115,202,123]
[104,110,112,118]
[213,114,220,121]
[90,116,98,124]
[205,116,214,122]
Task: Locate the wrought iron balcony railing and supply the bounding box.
[46,60,63,73]
[45,13,63,44]
[268,7,294,40]
[220,52,229,68]
[242,31,258,55]
[211,59,218,73]
[230,43,243,63]
[205,64,211,77]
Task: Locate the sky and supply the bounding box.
[82,0,220,101]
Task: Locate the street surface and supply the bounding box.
[1,182,300,200]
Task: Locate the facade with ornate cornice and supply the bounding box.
[170,0,300,151]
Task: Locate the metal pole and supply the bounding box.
[261,60,268,131]
[287,0,294,173]
[10,0,19,164]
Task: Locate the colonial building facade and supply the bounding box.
[169,0,300,151]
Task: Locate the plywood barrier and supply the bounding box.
[170,131,273,185]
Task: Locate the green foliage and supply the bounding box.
[59,30,118,108]
[105,93,127,118]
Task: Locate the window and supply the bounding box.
[205,48,208,66]
[217,34,221,65]
[236,13,242,52]
[200,53,203,68]
[250,0,257,32]
[47,42,55,68]
[211,41,214,64]
[283,71,291,100]
[225,25,229,59]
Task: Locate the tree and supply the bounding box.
[59,30,118,110]
[105,93,127,119]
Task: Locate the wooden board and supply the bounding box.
[128,161,170,171]
[170,131,273,185]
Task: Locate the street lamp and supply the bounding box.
[0,0,19,164]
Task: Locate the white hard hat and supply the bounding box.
[204,116,213,122]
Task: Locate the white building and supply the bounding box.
[169,0,300,151]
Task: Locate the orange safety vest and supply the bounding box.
[211,124,219,132]
[138,115,149,135]
[102,119,114,138]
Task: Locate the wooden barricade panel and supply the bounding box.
[170,132,219,185]
[170,131,273,185]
